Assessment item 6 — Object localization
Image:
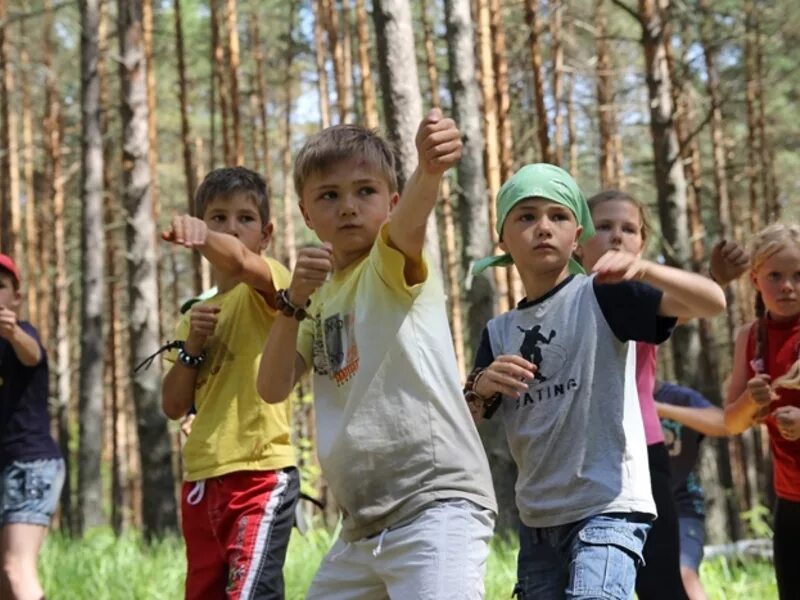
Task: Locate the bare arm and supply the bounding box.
[387,109,462,285]
[641,262,726,318]
[724,324,777,434]
[656,402,729,437]
[0,310,41,367]
[258,245,332,403]
[163,216,277,306]
[161,305,219,420]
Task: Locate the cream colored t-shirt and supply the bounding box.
[165,257,295,481]
[298,225,496,541]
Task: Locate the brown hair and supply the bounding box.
[587,189,652,243]
[293,124,398,198]
[194,166,270,224]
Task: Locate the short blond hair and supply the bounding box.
[293,124,398,198]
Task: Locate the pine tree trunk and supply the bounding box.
[420,0,465,378]
[322,0,349,123]
[18,19,37,322]
[117,0,178,538]
[476,0,509,313]
[225,0,243,165]
[312,0,332,129]
[341,0,354,123]
[635,0,700,390]
[250,16,274,200]
[595,0,617,188]
[744,0,760,236]
[566,70,578,177]
[77,0,107,534]
[280,0,298,268]
[211,0,232,166]
[354,0,378,130]
[753,9,775,224]
[524,0,551,163]
[372,0,441,273]
[550,0,563,165]
[173,0,202,293]
[43,0,73,533]
[0,0,20,258]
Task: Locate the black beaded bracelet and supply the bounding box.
[275,289,311,321]
[178,346,205,369]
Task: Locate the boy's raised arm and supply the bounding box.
[257,245,332,403]
[387,108,462,284]
[0,308,42,367]
[163,215,277,306]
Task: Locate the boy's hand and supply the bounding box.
[185,304,220,355]
[591,250,646,284]
[0,307,18,340]
[773,406,800,441]
[710,240,749,285]
[415,108,462,176]
[163,215,209,249]
[288,243,333,306]
[476,355,536,399]
[747,374,778,407]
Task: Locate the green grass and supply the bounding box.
[40,529,776,599]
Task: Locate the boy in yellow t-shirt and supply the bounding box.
[161,167,298,600]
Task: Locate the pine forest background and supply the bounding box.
[0,0,798,542]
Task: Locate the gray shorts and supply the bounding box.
[0,458,65,527]
[307,499,496,600]
[678,515,705,572]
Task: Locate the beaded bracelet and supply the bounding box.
[178,345,205,369]
[463,367,501,420]
[275,289,311,321]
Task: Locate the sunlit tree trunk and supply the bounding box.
[43,0,73,533]
[372,0,441,272]
[341,0,354,123]
[321,0,350,123]
[312,0,332,129]
[744,0,760,236]
[78,0,107,534]
[550,0,563,165]
[0,0,20,258]
[117,0,178,538]
[595,0,617,188]
[250,16,274,199]
[524,0,551,163]
[225,0,243,165]
[280,0,298,268]
[211,0,231,166]
[173,0,202,293]
[354,0,378,129]
[420,0,465,378]
[18,19,37,322]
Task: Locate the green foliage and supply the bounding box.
[40,529,777,600]
[740,503,774,539]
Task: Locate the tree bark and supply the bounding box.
[0,0,20,258]
[78,0,107,534]
[744,0,759,236]
[354,0,378,129]
[421,0,465,378]
[43,0,73,533]
[117,0,178,538]
[595,0,617,188]
[372,0,441,273]
[312,0,332,129]
[524,0,551,163]
[210,0,231,166]
[550,0,563,165]
[225,0,243,165]
[321,0,350,123]
[250,15,274,200]
[280,0,298,268]
[173,0,202,293]
[634,0,700,390]
[18,18,37,322]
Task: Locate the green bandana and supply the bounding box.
[471,163,595,275]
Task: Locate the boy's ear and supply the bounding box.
[298,199,315,230]
[499,239,508,254]
[388,192,400,212]
[260,221,274,251]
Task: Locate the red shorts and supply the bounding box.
[181,468,299,600]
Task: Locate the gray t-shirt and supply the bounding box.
[298,227,497,541]
[475,274,675,528]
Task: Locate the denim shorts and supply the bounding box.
[0,458,65,527]
[678,516,705,571]
[515,512,651,600]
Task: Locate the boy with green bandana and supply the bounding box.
[466,164,725,599]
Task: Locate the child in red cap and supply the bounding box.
[0,254,64,599]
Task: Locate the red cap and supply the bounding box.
[0,254,20,286]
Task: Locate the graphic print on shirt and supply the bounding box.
[662,419,683,457]
[513,324,576,410]
[311,311,359,386]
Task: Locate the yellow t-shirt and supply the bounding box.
[165,257,295,481]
